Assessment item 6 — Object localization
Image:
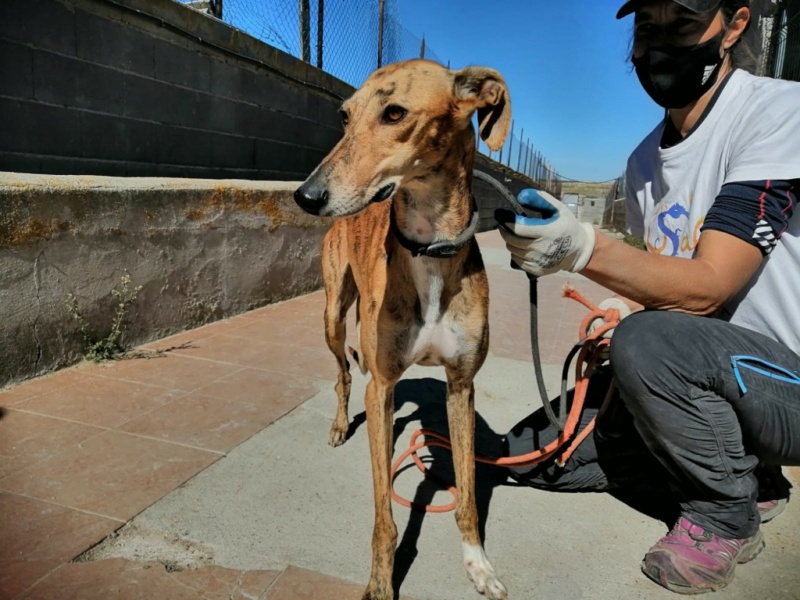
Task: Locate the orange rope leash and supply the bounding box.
[390,285,621,512]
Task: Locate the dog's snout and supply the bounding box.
[294,180,329,215]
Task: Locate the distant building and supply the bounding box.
[563,194,579,217]
[579,197,606,227]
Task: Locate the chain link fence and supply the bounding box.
[483,125,561,196]
[180,0,444,88]
[178,0,561,194]
[771,8,800,81]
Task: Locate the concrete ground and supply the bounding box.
[2,229,800,600]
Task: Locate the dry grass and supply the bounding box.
[560,181,616,199]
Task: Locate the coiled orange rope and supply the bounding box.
[390,285,621,512]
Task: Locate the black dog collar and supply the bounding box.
[389,203,480,259]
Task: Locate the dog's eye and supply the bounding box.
[338,109,350,127]
[382,105,407,124]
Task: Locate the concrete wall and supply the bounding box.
[577,197,607,227]
[603,198,627,232]
[0,173,329,386]
[0,0,350,180]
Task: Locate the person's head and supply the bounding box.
[617,1,752,108]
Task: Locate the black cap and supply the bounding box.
[617,0,722,19]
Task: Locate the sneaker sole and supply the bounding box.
[759,498,788,524]
[641,532,765,595]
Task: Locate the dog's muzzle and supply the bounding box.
[294,179,329,215]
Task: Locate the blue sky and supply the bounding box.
[394,1,666,182]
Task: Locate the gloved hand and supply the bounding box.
[495,189,596,277]
[588,297,632,339]
[585,297,632,363]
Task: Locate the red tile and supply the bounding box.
[119,389,298,453]
[0,410,104,480]
[264,565,371,600]
[190,367,318,410]
[170,564,280,599]
[226,320,325,348]
[14,377,183,429]
[160,332,329,373]
[0,492,120,600]
[137,318,250,353]
[19,559,280,600]
[0,369,90,407]
[476,230,507,250]
[94,355,241,392]
[266,565,418,600]
[0,431,219,521]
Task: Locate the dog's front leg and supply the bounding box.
[445,370,508,600]
[363,376,398,600]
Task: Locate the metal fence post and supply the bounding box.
[523,139,530,178]
[377,0,386,68]
[209,0,222,19]
[316,0,324,69]
[507,120,514,168]
[299,0,310,62]
[516,128,524,171]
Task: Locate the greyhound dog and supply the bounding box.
[294,59,511,600]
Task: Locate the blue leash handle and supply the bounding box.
[730,355,800,394]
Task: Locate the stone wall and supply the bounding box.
[0,174,328,385]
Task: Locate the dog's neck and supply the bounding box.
[391,156,475,248]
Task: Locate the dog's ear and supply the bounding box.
[453,67,511,152]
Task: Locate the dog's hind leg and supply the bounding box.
[445,370,508,600]
[322,225,358,447]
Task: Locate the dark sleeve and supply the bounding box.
[701,179,798,255]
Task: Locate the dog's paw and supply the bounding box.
[361,584,393,600]
[478,577,508,599]
[328,421,348,447]
[464,544,508,599]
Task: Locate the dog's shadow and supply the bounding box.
[348,376,508,596]
[345,377,683,598]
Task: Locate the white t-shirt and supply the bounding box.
[625,69,800,352]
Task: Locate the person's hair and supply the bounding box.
[626,0,758,73]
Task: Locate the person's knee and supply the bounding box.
[609,311,686,409]
[609,311,663,373]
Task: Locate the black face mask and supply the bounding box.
[632,32,725,109]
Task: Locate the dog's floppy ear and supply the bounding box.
[453,67,511,152]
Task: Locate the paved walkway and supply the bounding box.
[2,230,799,600]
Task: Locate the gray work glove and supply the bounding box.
[495,189,596,277]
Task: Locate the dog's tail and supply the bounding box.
[347,298,368,375]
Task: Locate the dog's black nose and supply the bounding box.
[294,180,329,215]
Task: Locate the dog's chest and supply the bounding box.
[405,259,465,366]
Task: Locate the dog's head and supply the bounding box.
[294,60,511,217]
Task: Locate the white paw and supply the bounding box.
[463,543,508,599]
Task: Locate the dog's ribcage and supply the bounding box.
[405,258,464,366]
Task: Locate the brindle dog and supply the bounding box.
[294,59,511,600]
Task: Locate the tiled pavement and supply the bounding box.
[2,229,796,599]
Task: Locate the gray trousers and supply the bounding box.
[505,311,800,538]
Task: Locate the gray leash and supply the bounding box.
[473,169,566,432]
